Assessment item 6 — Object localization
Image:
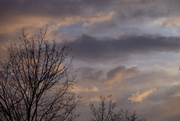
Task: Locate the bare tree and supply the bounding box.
[89,96,145,121]
[0,28,80,121]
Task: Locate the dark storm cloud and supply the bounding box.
[0,0,113,17]
[0,0,173,24]
[1,0,179,35]
[113,0,180,19]
[63,34,180,62]
[0,0,116,34]
[1,0,180,27]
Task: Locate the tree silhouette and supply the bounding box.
[89,96,145,121]
[0,28,80,121]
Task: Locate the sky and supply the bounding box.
[1,0,180,120]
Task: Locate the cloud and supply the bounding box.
[172,90,180,97]
[119,0,158,3]
[1,1,180,121]
[162,18,180,27]
[75,67,104,82]
[0,0,178,38]
[89,96,101,102]
[105,66,139,85]
[83,11,115,27]
[159,99,180,121]
[81,96,104,104]
[0,0,171,35]
[0,0,114,34]
[63,34,180,62]
[72,86,99,93]
[128,88,157,103]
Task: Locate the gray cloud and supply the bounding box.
[74,65,180,121]
[0,0,175,28]
[63,34,180,62]
[1,0,179,37]
[1,0,179,26]
[113,70,180,121]
[1,1,180,121]
[105,65,138,85]
[75,67,104,82]
[0,0,113,18]
[0,0,115,34]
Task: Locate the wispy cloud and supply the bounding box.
[128,88,157,103]
[83,11,115,27]
[162,18,180,27]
